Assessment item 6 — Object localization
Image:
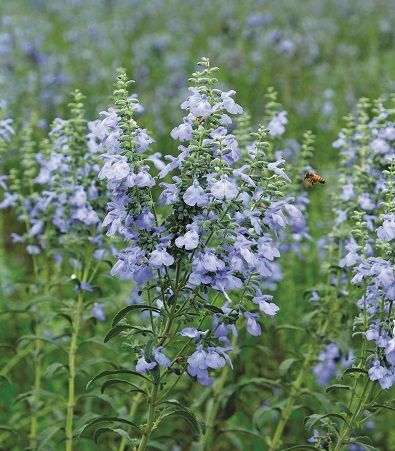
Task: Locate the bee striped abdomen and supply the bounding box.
[303,171,325,188]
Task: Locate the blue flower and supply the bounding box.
[358,193,375,211]
[252,294,279,317]
[187,345,207,371]
[159,182,180,205]
[368,360,387,381]
[377,214,395,242]
[136,355,157,374]
[312,344,341,385]
[175,230,199,250]
[135,128,154,153]
[385,328,395,366]
[183,180,209,207]
[149,247,174,269]
[245,312,261,336]
[182,89,212,117]
[267,111,287,137]
[339,239,360,268]
[99,156,130,182]
[153,347,171,368]
[130,166,155,188]
[267,159,291,183]
[206,347,226,369]
[92,303,106,321]
[210,175,238,201]
[221,90,243,115]
[171,119,193,142]
[180,328,201,340]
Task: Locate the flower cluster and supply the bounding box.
[0,91,109,257]
[98,59,301,386]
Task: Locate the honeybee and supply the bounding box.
[196,116,204,127]
[303,171,325,189]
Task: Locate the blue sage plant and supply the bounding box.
[86,59,301,450]
[297,98,395,450]
[0,92,112,450]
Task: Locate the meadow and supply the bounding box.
[1,1,395,450]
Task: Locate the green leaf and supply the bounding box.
[37,426,60,450]
[371,403,395,412]
[77,393,118,412]
[283,445,318,450]
[104,325,135,342]
[200,304,223,314]
[0,375,11,385]
[343,367,368,377]
[16,335,65,352]
[159,407,202,438]
[303,390,332,412]
[218,427,265,441]
[100,379,146,395]
[43,363,66,378]
[0,425,16,435]
[274,325,305,333]
[219,377,279,405]
[336,402,353,416]
[279,358,299,377]
[77,416,141,438]
[326,384,353,393]
[93,427,137,444]
[86,369,150,390]
[112,304,161,327]
[305,413,349,432]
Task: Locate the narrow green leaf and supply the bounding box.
[283,445,318,450]
[326,384,353,393]
[218,427,265,441]
[43,363,66,378]
[279,358,299,377]
[343,367,368,377]
[37,426,60,450]
[112,304,161,327]
[86,369,150,390]
[77,416,141,438]
[93,427,137,444]
[100,379,146,395]
[104,325,135,342]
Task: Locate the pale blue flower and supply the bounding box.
[175,230,199,250]
[183,180,209,207]
[210,175,238,200]
[136,355,157,374]
[245,312,261,336]
[267,159,291,182]
[171,120,193,142]
[221,90,243,115]
[149,247,174,268]
[92,303,105,321]
[153,347,171,368]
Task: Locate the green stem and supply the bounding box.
[29,338,42,449]
[198,335,237,451]
[65,292,84,451]
[0,343,33,377]
[333,380,373,451]
[268,347,315,451]
[118,392,144,451]
[137,383,159,451]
